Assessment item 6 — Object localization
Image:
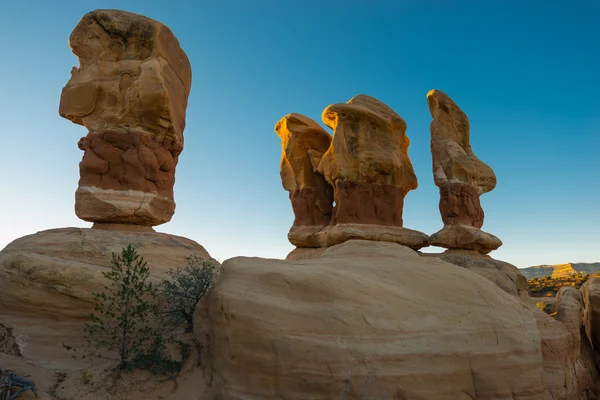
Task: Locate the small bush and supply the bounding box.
[535,301,546,312]
[84,244,163,370]
[80,369,92,384]
[159,256,215,333]
[82,246,212,376]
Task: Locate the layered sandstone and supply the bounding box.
[0,227,216,399]
[0,228,212,318]
[59,9,192,227]
[427,90,501,253]
[275,114,333,247]
[200,240,599,399]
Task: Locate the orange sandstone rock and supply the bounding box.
[319,94,418,226]
[275,114,333,247]
[427,90,501,253]
[59,9,192,227]
[276,96,428,250]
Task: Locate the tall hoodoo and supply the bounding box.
[319,94,418,226]
[427,89,502,253]
[59,9,192,229]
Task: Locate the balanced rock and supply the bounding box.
[319,95,418,226]
[275,114,333,247]
[427,90,501,253]
[59,9,192,228]
[317,95,428,249]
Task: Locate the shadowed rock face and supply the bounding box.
[59,9,192,227]
[427,90,501,253]
[275,114,333,229]
[319,94,418,226]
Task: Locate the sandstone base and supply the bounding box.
[425,249,528,298]
[75,186,175,226]
[287,225,324,247]
[289,223,429,250]
[200,240,597,399]
[429,224,502,254]
[0,227,213,318]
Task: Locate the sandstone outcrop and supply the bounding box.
[0,228,212,318]
[200,240,598,399]
[275,113,333,247]
[277,95,429,251]
[427,89,501,253]
[59,9,192,227]
[581,278,600,359]
[426,249,529,298]
[0,230,215,400]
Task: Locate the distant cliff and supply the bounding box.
[520,262,600,279]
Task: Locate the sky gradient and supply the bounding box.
[0,0,598,267]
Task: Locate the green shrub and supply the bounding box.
[80,369,92,384]
[84,244,163,370]
[159,256,215,333]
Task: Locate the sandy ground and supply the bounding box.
[0,313,212,399]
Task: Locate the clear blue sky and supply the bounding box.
[0,0,598,267]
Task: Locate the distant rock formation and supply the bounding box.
[276,95,429,252]
[521,262,600,279]
[426,89,502,253]
[59,9,192,229]
[275,114,333,247]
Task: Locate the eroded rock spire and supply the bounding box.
[427,89,502,253]
[59,9,192,229]
[275,114,333,247]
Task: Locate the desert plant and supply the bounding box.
[159,256,215,333]
[80,369,92,385]
[84,244,162,370]
[535,301,547,312]
[130,335,180,376]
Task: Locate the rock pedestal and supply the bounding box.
[59,9,192,228]
[200,240,599,399]
[0,228,213,318]
[427,89,501,253]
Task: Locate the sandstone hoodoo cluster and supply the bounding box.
[59,9,192,230]
[4,7,600,400]
[276,91,502,254]
[276,95,430,253]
